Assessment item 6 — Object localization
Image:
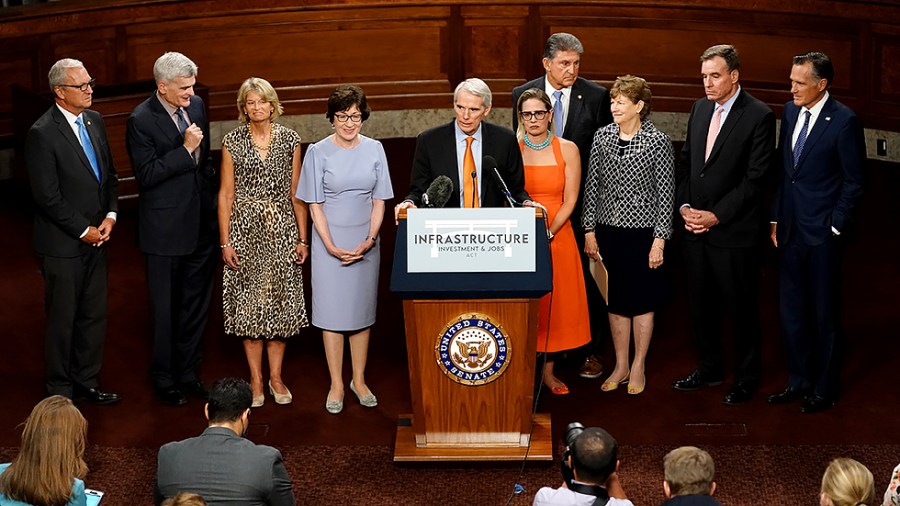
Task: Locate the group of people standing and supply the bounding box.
[26,30,863,420]
[26,51,393,415]
[398,33,863,414]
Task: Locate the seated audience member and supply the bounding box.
[533,426,633,506]
[884,464,900,506]
[155,378,296,506]
[660,446,722,505]
[0,396,90,506]
[819,458,875,506]
[162,492,208,506]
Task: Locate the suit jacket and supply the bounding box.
[404,120,530,208]
[676,90,775,248]
[126,94,214,256]
[773,96,864,246]
[512,76,612,173]
[155,426,295,506]
[27,105,118,258]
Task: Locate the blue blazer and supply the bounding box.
[0,462,87,506]
[773,96,865,246]
[126,94,214,256]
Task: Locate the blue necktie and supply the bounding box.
[175,108,189,134]
[553,90,564,138]
[75,116,101,182]
[793,110,811,168]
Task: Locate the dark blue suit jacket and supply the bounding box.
[126,94,214,256]
[773,96,865,246]
[27,105,118,257]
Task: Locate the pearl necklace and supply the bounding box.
[524,134,551,150]
[248,123,274,151]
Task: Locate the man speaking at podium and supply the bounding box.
[395,78,532,220]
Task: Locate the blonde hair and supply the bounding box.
[162,492,208,506]
[664,446,715,496]
[611,75,652,120]
[515,88,555,143]
[0,396,88,506]
[237,77,284,124]
[821,458,875,506]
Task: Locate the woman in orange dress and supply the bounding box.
[516,87,591,395]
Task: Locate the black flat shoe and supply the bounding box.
[767,386,809,404]
[74,386,121,405]
[672,369,724,391]
[723,382,756,405]
[800,395,835,414]
[156,387,187,406]
[179,379,208,399]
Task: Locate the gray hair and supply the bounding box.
[153,52,198,83]
[453,78,492,109]
[48,58,84,91]
[701,44,740,72]
[543,33,584,60]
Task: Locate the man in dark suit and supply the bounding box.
[394,78,531,217]
[126,52,217,406]
[767,52,864,413]
[27,58,120,404]
[155,377,296,506]
[673,44,775,405]
[511,32,613,380]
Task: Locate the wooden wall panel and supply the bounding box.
[3,0,900,138]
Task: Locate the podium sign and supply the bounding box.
[406,208,536,273]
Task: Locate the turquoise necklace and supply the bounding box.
[524,133,551,150]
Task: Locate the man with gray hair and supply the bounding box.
[395,77,531,217]
[126,51,216,406]
[512,32,613,381]
[27,58,120,404]
[660,446,722,505]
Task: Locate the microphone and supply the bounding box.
[423,175,453,208]
[484,155,518,207]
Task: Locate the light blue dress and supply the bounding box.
[0,463,87,506]
[296,135,393,331]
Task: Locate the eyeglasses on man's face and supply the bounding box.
[519,110,549,121]
[57,79,96,92]
[334,112,363,123]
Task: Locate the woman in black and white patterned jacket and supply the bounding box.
[581,75,675,396]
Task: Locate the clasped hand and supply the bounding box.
[81,217,115,247]
[329,239,372,265]
[681,207,719,233]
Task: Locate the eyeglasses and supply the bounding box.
[57,79,96,92]
[334,113,363,123]
[520,110,549,121]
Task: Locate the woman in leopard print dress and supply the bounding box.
[218,77,309,407]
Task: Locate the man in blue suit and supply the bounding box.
[767,51,864,413]
[127,52,217,406]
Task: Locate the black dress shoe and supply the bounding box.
[156,387,187,406]
[800,395,835,414]
[179,379,208,399]
[672,369,724,391]
[767,386,809,404]
[74,386,121,405]
[723,383,756,405]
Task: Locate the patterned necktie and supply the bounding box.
[705,106,723,162]
[793,110,811,168]
[75,116,101,182]
[175,108,189,134]
[553,90,564,138]
[463,136,479,208]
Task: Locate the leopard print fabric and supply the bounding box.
[222,122,308,338]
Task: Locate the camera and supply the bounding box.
[560,421,585,487]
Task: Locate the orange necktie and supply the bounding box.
[463,136,479,208]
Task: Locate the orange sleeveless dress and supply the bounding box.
[521,137,591,353]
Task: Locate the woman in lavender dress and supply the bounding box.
[297,85,393,414]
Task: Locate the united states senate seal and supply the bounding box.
[434,313,511,386]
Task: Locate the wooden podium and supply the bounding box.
[390,208,553,462]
